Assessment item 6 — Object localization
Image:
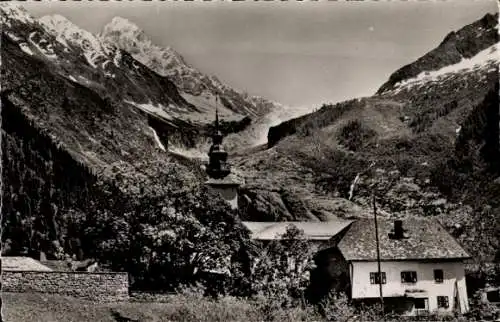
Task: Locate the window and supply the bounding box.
[434,269,444,283]
[414,298,428,310]
[401,271,417,283]
[486,290,500,303]
[370,272,386,284]
[437,296,449,309]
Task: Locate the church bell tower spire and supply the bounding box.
[215,104,219,132]
[206,97,231,179]
[204,96,240,210]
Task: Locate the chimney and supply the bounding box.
[394,220,403,239]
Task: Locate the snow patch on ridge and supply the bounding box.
[393,43,499,91]
[40,14,116,70]
[124,100,173,121]
[28,32,57,59]
[148,126,166,152]
[169,146,207,160]
[113,50,122,67]
[19,43,34,56]
[6,32,22,42]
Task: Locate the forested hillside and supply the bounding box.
[0,3,251,291]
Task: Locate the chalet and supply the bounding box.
[243,218,472,316]
[337,219,471,316]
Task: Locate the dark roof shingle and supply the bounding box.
[338,218,470,261]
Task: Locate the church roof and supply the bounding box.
[242,220,353,241]
[337,218,471,261]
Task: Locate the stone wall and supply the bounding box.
[2,271,129,302]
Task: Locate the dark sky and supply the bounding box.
[25,0,498,108]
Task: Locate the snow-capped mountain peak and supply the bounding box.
[39,13,72,29]
[40,14,120,70]
[377,12,498,94]
[38,14,77,49]
[101,16,281,120]
[101,17,190,73]
[4,5,284,150]
[105,16,144,36]
[0,2,35,26]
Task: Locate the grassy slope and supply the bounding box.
[4,291,485,322]
[1,292,315,322]
[1,292,210,322]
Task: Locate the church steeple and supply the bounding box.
[213,107,223,145]
[206,98,231,179]
[215,106,219,131]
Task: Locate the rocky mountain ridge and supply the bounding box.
[1,4,498,264]
[100,16,281,122]
[4,6,287,160]
[378,12,498,93]
[0,3,222,258]
[99,15,308,152]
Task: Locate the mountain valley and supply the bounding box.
[1,3,499,284]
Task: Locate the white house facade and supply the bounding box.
[338,218,471,316]
[205,178,240,210]
[349,260,469,315]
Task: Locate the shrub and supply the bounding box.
[337,119,377,152]
[468,290,500,321]
[318,292,356,321]
[60,165,250,292]
[248,225,316,308]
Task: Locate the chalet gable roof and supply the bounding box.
[337,218,471,261]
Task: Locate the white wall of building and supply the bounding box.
[211,185,238,209]
[350,260,469,314]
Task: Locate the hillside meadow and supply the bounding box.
[2,291,481,322]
